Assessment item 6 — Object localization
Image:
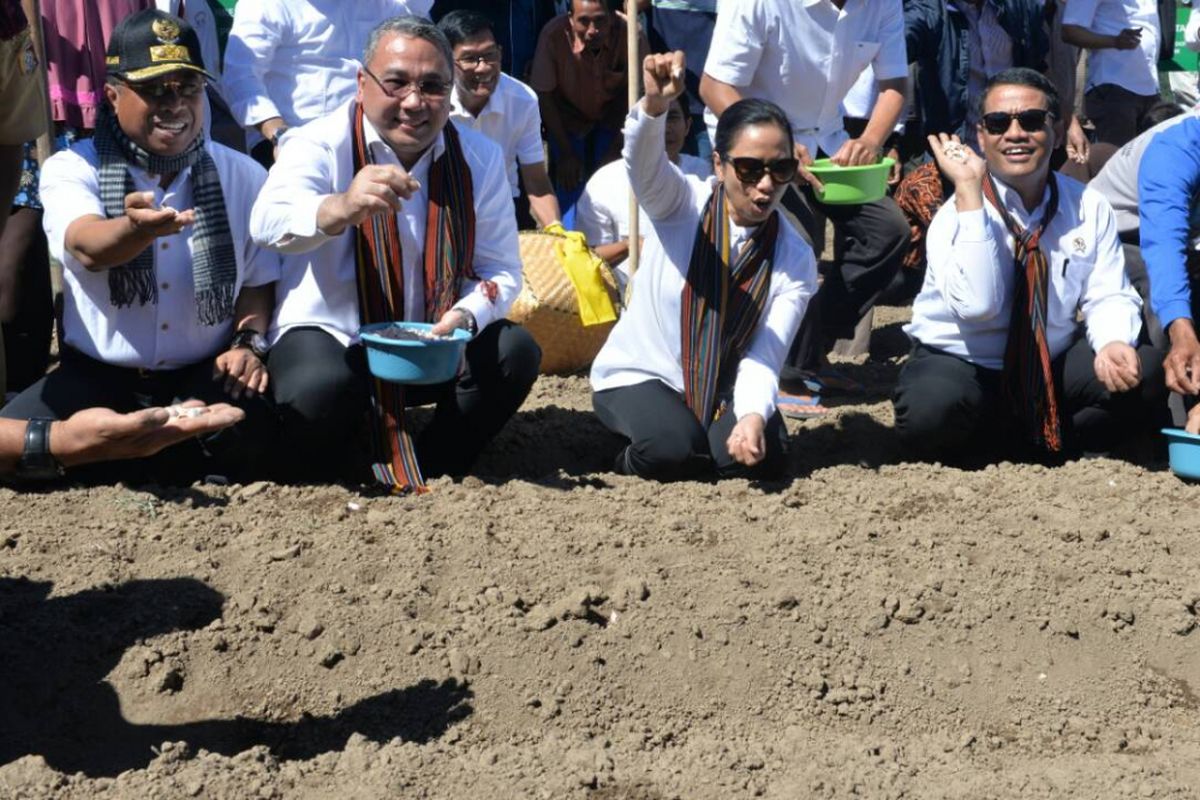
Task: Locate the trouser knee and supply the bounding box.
[626,426,711,481]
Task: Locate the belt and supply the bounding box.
[60,345,191,380]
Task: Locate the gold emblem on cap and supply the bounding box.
[151,44,190,62]
[152,17,181,43]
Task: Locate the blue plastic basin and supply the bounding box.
[359,322,470,385]
[1163,427,1200,480]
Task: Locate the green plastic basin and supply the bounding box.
[806,157,895,205]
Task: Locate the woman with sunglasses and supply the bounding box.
[589,52,817,482]
[894,68,1165,463]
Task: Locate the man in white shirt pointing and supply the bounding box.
[894,68,1166,462]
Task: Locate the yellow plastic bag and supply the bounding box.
[544,222,618,326]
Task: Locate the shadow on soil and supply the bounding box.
[0,576,472,777]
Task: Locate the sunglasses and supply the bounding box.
[726,156,799,184]
[980,108,1054,135]
[120,77,206,101]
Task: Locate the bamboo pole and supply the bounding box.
[625,0,639,291]
[26,0,54,166]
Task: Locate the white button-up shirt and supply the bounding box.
[906,175,1142,370]
[222,0,434,132]
[591,106,818,422]
[40,141,281,370]
[449,73,546,199]
[703,0,907,156]
[249,101,522,347]
[575,152,711,280]
[1062,0,1160,96]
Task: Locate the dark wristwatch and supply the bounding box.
[231,328,270,359]
[270,126,288,147]
[16,418,65,481]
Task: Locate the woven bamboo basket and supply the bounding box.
[508,230,622,375]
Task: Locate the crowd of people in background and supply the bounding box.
[1,0,1200,487]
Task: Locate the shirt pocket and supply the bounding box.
[847,40,882,78]
[1050,253,1092,320]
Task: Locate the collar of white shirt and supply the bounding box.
[988,174,1054,232]
[450,81,503,123]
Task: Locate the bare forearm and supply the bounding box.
[233,282,274,333]
[65,216,155,271]
[1061,24,1120,49]
[256,116,287,141]
[594,240,629,266]
[861,83,906,149]
[0,419,22,475]
[699,74,743,118]
[520,164,561,227]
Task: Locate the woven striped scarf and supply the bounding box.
[982,173,1062,452]
[351,102,477,494]
[681,184,779,423]
[93,104,236,325]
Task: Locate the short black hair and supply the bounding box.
[438,10,494,49]
[713,98,793,161]
[1139,100,1184,134]
[568,0,608,16]
[977,67,1062,121]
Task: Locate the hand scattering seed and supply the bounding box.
[166,405,207,419]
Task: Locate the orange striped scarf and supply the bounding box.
[351,103,477,493]
[983,173,1062,452]
[681,185,778,423]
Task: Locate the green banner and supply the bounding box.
[1161,7,1198,72]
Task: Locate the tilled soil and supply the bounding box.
[2,308,1200,799]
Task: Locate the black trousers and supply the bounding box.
[893,338,1169,462]
[0,347,277,482]
[780,182,909,377]
[0,207,52,393]
[593,379,789,482]
[268,321,541,480]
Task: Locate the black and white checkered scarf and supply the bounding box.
[93,105,235,326]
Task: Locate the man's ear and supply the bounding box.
[103,82,120,107]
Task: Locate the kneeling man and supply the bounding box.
[894,68,1165,461]
[251,16,540,492]
[0,10,280,482]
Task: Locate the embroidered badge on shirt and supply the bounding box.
[1072,236,1086,255]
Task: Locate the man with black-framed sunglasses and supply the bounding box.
[894,68,1166,464]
